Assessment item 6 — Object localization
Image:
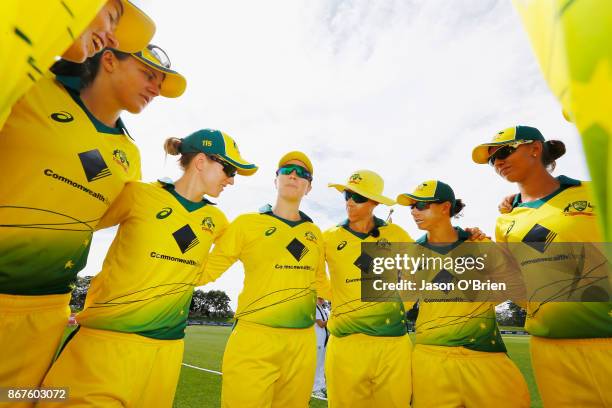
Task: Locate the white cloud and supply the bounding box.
[80,0,590,310]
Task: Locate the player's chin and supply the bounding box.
[125,102,147,114]
[207,187,223,198]
[415,221,428,231]
[503,172,521,183]
[62,41,89,63]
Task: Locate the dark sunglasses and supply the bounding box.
[208,155,237,177]
[276,164,312,181]
[487,140,533,165]
[409,201,441,211]
[344,190,369,204]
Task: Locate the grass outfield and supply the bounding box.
[174,326,542,408]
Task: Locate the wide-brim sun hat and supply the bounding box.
[114,0,156,53]
[328,170,395,206]
[131,44,187,98]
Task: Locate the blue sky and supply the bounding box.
[82,0,590,310]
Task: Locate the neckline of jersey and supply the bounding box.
[339,216,387,240]
[511,175,581,209]
[416,226,469,254]
[158,179,213,212]
[56,75,130,137]
[258,204,313,227]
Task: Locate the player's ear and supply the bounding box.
[100,50,117,73]
[194,153,207,171]
[442,201,451,217]
[304,182,312,196]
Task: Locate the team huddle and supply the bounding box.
[1,1,611,407]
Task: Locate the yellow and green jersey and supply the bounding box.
[77,180,228,340]
[324,218,412,337]
[496,175,612,338]
[199,204,329,329]
[512,0,612,243]
[0,74,141,295]
[1,0,104,129]
[414,229,506,353]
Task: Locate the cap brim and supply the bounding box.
[114,1,156,53]
[328,183,395,206]
[131,54,187,98]
[471,142,513,164]
[396,193,439,206]
[219,154,258,176]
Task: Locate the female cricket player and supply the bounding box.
[0,44,185,397]
[39,129,257,407]
[1,0,155,129]
[396,179,530,408]
[199,151,330,408]
[323,170,413,408]
[472,125,612,406]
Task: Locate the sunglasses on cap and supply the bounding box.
[487,140,534,166]
[147,44,171,68]
[409,201,443,211]
[208,155,237,177]
[344,190,369,204]
[276,164,312,181]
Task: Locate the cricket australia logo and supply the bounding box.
[304,231,317,243]
[563,200,594,216]
[415,182,429,193]
[78,149,111,182]
[376,238,391,249]
[112,149,130,172]
[201,217,215,233]
[348,173,363,185]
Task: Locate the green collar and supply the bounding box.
[258,204,313,227]
[512,175,581,209]
[158,179,214,212]
[416,226,469,254]
[56,75,131,138]
[339,216,387,240]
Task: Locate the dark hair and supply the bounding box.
[541,140,566,171]
[50,48,131,88]
[163,137,198,170]
[451,199,465,218]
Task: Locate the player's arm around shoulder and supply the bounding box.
[95,180,144,231]
[313,224,332,300]
[198,213,250,286]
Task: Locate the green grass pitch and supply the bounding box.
[174,326,542,407]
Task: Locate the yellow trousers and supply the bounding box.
[412,344,530,408]
[39,327,184,408]
[221,320,316,408]
[531,336,612,407]
[0,293,70,408]
[325,333,412,408]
